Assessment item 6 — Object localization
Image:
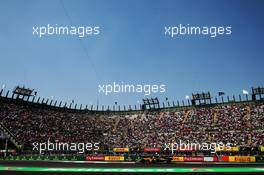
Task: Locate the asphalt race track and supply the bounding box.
[0,160,264,175]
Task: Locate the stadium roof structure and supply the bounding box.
[0,85,264,113]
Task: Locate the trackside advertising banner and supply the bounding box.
[221,156,229,162]
[104,156,124,161]
[204,156,218,162]
[113,148,129,152]
[184,157,204,162]
[86,156,125,161]
[172,156,205,162]
[228,156,256,162]
[172,156,257,162]
[221,156,256,162]
[86,156,105,161]
[172,157,184,162]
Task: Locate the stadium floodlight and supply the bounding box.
[252,87,264,95]
[252,86,264,101]
[185,95,190,100]
[243,89,249,95]
[142,97,160,110]
[13,86,34,99]
[191,92,212,105]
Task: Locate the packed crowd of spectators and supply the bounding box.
[0,98,263,152]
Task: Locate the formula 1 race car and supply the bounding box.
[139,155,172,164]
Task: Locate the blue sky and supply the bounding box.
[0,0,264,107]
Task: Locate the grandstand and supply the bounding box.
[0,86,264,155]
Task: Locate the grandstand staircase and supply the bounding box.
[180,110,192,129]
[207,111,219,142]
[212,110,218,127]
[113,117,120,132]
[245,106,252,128]
[245,106,252,145]
[0,123,22,149]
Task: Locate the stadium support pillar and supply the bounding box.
[5,90,9,98]
[32,96,35,102]
[191,99,195,105]
[252,94,256,101]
